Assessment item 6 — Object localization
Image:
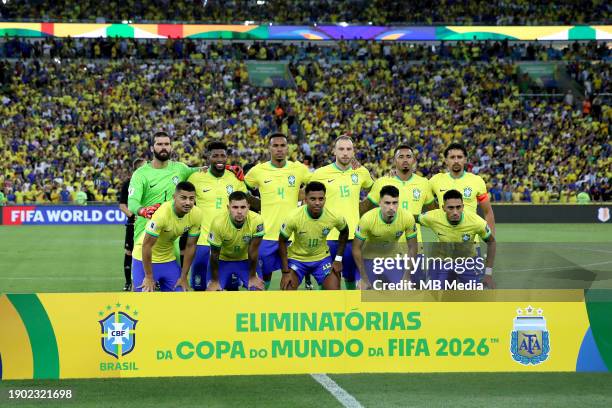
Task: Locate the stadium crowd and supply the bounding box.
[0,0,609,24]
[0,40,610,206]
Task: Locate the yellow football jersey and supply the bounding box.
[244,161,311,240]
[187,169,246,245]
[428,171,488,213]
[280,206,347,262]
[367,175,433,242]
[417,209,491,257]
[208,210,265,261]
[310,163,374,240]
[133,202,202,263]
[355,208,417,243]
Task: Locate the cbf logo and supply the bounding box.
[351,174,359,185]
[511,306,550,365]
[463,187,472,198]
[99,304,138,359]
[413,188,421,201]
[226,185,234,194]
[288,175,296,187]
[322,227,330,236]
[172,176,179,185]
[462,233,471,242]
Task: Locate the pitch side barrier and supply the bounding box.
[0,290,611,379]
[1,204,609,225]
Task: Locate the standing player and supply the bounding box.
[309,136,374,290]
[279,182,349,290]
[127,132,200,246]
[244,133,311,289]
[353,185,418,289]
[429,142,495,234]
[417,190,496,288]
[118,158,145,291]
[132,182,202,292]
[187,141,249,291]
[206,191,265,291]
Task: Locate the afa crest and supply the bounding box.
[99,308,138,359]
[413,189,421,200]
[288,175,296,187]
[226,185,234,194]
[463,187,472,198]
[351,174,359,185]
[172,176,179,185]
[511,306,550,365]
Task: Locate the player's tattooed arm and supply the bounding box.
[352,238,371,289]
[479,198,496,235]
[140,234,157,292]
[247,193,261,212]
[206,246,222,291]
[483,234,496,289]
[247,237,264,290]
[333,225,350,277]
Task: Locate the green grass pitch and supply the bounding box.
[1,223,611,407]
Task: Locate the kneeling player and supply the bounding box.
[206,191,265,291]
[132,182,202,292]
[279,181,349,290]
[353,185,418,289]
[417,189,496,289]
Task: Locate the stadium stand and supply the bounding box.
[0,0,609,24]
[0,39,609,205]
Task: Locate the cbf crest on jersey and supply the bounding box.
[172,176,179,185]
[322,227,331,236]
[463,187,472,198]
[226,185,234,194]
[288,175,296,187]
[462,233,471,242]
[99,308,138,359]
[511,306,550,365]
[413,188,421,201]
[351,174,359,185]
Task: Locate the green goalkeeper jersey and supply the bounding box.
[128,161,198,241]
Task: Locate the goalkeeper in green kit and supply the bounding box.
[128,132,244,254]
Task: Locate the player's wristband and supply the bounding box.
[334,255,343,262]
[282,269,291,274]
[485,267,493,276]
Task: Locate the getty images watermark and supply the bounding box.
[367,255,487,290]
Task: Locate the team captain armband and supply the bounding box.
[477,193,489,202]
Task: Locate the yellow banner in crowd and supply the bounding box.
[0,291,593,379]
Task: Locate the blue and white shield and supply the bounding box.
[511,315,550,365]
[99,311,138,359]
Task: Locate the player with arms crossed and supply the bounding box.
[132,182,202,292]
[187,141,250,290]
[206,191,265,291]
[417,189,496,289]
[309,136,373,290]
[244,133,311,289]
[279,182,349,290]
[353,185,418,289]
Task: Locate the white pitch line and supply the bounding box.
[0,276,119,280]
[311,374,364,408]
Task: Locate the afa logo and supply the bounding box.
[172,176,179,185]
[351,174,359,185]
[462,233,471,242]
[99,305,138,359]
[598,207,610,223]
[226,185,234,194]
[288,175,296,187]
[511,306,550,365]
[463,187,472,198]
[413,189,421,200]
